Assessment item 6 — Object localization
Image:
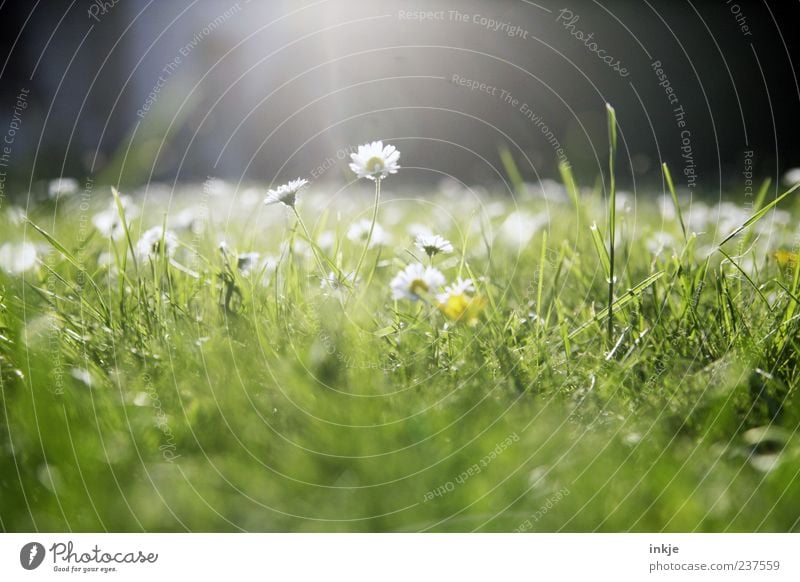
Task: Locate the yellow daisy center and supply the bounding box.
[366,156,385,173]
[410,279,428,296]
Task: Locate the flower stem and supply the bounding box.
[353,177,381,284]
[292,207,328,278]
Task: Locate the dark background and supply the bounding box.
[1,0,799,196]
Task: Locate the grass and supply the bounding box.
[2,147,800,532]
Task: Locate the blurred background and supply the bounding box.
[0,0,799,196]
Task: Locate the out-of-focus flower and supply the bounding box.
[437,278,485,326]
[347,219,389,248]
[6,206,27,225]
[646,231,676,257]
[135,226,178,261]
[317,230,336,252]
[495,211,548,250]
[237,252,261,276]
[170,206,207,234]
[416,234,453,258]
[390,263,445,301]
[92,195,139,240]
[320,271,357,297]
[349,141,400,181]
[48,178,79,199]
[408,223,433,239]
[264,178,308,208]
[0,241,37,274]
[782,168,800,186]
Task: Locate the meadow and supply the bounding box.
[2,131,800,532]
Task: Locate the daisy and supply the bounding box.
[390,263,445,301]
[47,178,79,199]
[264,178,309,208]
[92,195,139,240]
[135,226,178,261]
[0,241,37,274]
[645,231,676,257]
[783,168,800,186]
[349,141,400,181]
[170,206,207,234]
[437,277,475,301]
[92,209,124,240]
[320,271,357,297]
[237,252,261,276]
[416,234,453,257]
[317,230,336,252]
[436,278,485,326]
[347,219,388,248]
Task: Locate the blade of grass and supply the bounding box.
[569,271,664,339]
[589,222,611,280]
[606,103,618,344]
[559,161,580,212]
[662,163,687,242]
[27,219,110,325]
[499,145,528,199]
[717,182,799,249]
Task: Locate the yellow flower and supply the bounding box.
[773,249,798,271]
[437,278,486,326]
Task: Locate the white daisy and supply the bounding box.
[264,178,308,208]
[436,278,474,304]
[347,219,389,248]
[6,206,27,225]
[92,195,139,240]
[415,234,453,257]
[408,223,433,239]
[170,206,207,234]
[48,178,79,199]
[349,141,400,181]
[646,231,676,257]
[237,252,261,276]
[0,241,37,274]
[320,271,357,296]
[317,230,336,252]
[783,168,800,186]
[92,209,124,240]
[135,226,178,261]
[390,263,445,301]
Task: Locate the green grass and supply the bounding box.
[2,164,800,532]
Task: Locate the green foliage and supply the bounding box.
[1,172,799,532]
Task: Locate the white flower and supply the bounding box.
[320,271,357,296]
[92,195,139,240]
[615,191,633,213]
[135,227,178,261]
[264,178,308,208]
[390,263,445,301]
[347,219,389,248]
[783,168,800,186]
[203,178,231,197]
[48,178,79,199]
[416,234,453,257]
[408,223,432,239]
[0,241,37,274]
[436,277,474,304]
[170,206,207,234]
[496,211,548,250]
[7,206,27,225]
[92,209,124,240]
[317,230,336,252]
[237,252,261,276]
[349,141,400,181]
[646,231,676,256]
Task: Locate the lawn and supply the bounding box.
[2,137,800,532]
